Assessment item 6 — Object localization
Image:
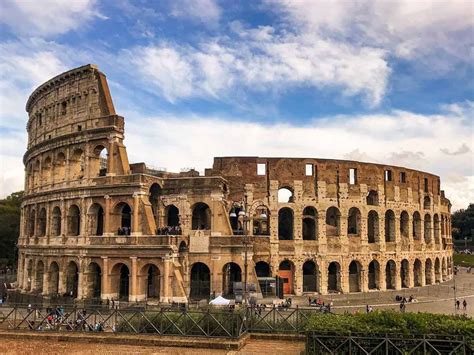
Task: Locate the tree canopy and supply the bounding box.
[0,191,22,267]
[452,203,474,240]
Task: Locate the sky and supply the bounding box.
[0,0,473,211]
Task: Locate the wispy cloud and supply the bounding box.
[440,143,471,156]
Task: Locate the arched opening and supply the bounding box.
[349,261,362,292]
[412,212,422,240]
[48,262,59,295]
[384,210,395,242]
[442,258,447,281]
[66,261,79,298]
[278,187,294,203]
[27,164,34,190]
[114,202,132,235]
[413,259,422,287]
[367,211,378,243]
[51,206,61,236]
[25,260,33,291]
[423,196,431,210]
[278,260,295,294]
[424,214,432,244]
[119,264,130,300]
[400,211,409,238]
[253,206,270,235]
[400,259,409,288]
[190,262,211,300]
[38,208,47,237]
[222,262,242,296]
[302,207,317,240]
[425,259,433,285]
[166,205,180,227]
[367,190,378,206]
[192,203,211,230]
[27,209,36,237]
[385,260,396,290]
[144,265,160,299]
[302,260,318,292]
[325,207,340,237]
[54,152,66,183]
[327,262,341,293]
[88,203,104,236]
[347,207,361,236]
[33,160,40,188]
[278,207,294,240]
[42,157,52,184]
[149,183,162,226]
[35,261,44,293]
[91,145,108,177]
[87,262,102,299]
[67,205,81,236]
[435,258,441,283]
[368,260,380,290]
[255,261,270,277]
[69,148,84,180]
[433,214,440,244]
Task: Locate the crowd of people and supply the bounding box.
[117,227,131,235]
[156,226,182,235]
[26,307,106,332]
[308,297,333,312]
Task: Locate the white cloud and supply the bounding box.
[170,0,221,25]
[0,0,105,37]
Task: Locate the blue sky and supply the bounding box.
[0,0,473,209]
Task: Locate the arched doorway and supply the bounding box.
[385,260,396,289]
[145,265,160,299]
[368,211,379,243]
[114,203,132,234]
[87,262,102,299]
[413,212,422,240]
[385,210,395,242]
[48,262,59,295]
[278,208,294,240]
[442,258,447,281]
[302,207,317,240]
[368,260,380,290]
[51,206,61,236]
[349,261,362,292]
[119,264,130,300]
[67,205,81,236]
[166,205,180,227]
[66,261,79,297]
[400,211,409,238]
[38,208,47,237]
[192,203,211,230]
[347,207,361,236]
[190,262,211,299]
[413,259,422,287]
[222,262,242,296]
[35,261,44,293]
[278,260,295,294]
[88,203,104,236]
[366,190,378,205]
[435,258,441,283]
[149,183,162,225]
[401,259,409,288]
[424,214,432,244]
[302,260,318,292]
[425,259,433,285]
[327,262,341,293]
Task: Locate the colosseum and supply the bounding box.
[16,64,453,303]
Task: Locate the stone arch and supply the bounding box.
[27,208,36,237]
[88,203,104,236]
[35,260,45,293]
[255,261,271,277]
[302,206,317,240]
[435,257,441,283]
[149,183,162,225]
[42,156,52,184]
[85,262,102,299]
[423,196,431,210]
[48,261,60,295]
[110,263,130,300]
[33,159,40,187]
[412,212,422,240]
[413,259,423,287]
[277,187,294,203]
[302,260,318,292]
[400,259,410,288]
[368,260,380,290]
[25,259,33,291]
[325,207,341,237]
[190,262,211,300]
[69,147,84,180]
[347,207,361,236]
[113,202,132,234]
[425,258,433,285]
[192,202,211,230]
[90,144,108,177]
[66,261,79,297]
[400,211,409,238]
[67,205,81,236]
[424,214,432,244]
[385,260,396,290]
[51,206,61,236]
[54,152,66,183]
[139,264,161,299]
[349,260,362,292]
[384,210,395,242]
[166,204,180,227]
[27,163,34,190]
[367,210,379,243]
[433,214,440,244]
[367,190,378,206]
[278,207,294,240]
[222,262,242,296]
[253,205,270,236]
[327,261,341,293]
[38,208,47,237]
[279,260,295,294]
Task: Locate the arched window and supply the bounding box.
[302,260,318,292]
[51,206,61,236]
[400,211,409,238]
[384,210,395,242]
[413,212,422,240]
[433,214,440,244]
[327,262,341,293]
[385,260,396,289]
[114,203,132,234]
[348,261,362,292]
[166,205,180,227]
[27,209,36,237]
[190,262,211,299]
[368,260,380,290]
[278,188,294,203]
[347,207,361,236]
[192,202,211,230]
[66,261,79,297]
[69,148,84,180]
[302,207,317,240]
[325,207,340,236]
[367,211,378,243]
[91,145,108,177]
[67,205,81,236]
[253,205,270,236]
[55,152,66,183]
[423,196,431,210]
[366,190,378,206]
[33,160,40,188]
[149,183,162,224]
[88,203,104,236]
[42,157,52,185]
[38,208,47,237]
[424,214,432,243]
[278,207,294,240]
[413,259,422,287]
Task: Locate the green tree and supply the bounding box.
[0,191,22,267]
[452,203,474,240]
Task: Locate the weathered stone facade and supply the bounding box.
[16,65,453,302]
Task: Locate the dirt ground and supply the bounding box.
[0,338,305,355]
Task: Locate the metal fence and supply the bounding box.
[306,332,473,355]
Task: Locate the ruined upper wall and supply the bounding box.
[25,64,117,150]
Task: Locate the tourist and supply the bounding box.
[456,300,460,310]
[463,299,467,311]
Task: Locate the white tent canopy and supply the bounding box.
[209,296,230,306]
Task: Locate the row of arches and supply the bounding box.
[26,145,108,190]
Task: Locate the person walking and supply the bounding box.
[456,299,460,310]
[463,299,467,311]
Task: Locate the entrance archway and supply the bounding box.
[368,260,380,290]
[35,261,44,293]
[190,262,210,299]
[401,259,409,288]
[435,258,441,283]
[66,261,79,297]
[145,265,160,299]
[302,260,318,292]
[278,260,295,294]
[349,261,362,292]
[385,260,396,289]
[48,262,59,295]
[425,259,433,285]
[87,262,102,299]
[119,264,130,300]
[192,203,211,230]
[327,262,341,293]
[223,262,242,296]
[414,259,422,287]
[278,208,294,240]
[88,203,104,236]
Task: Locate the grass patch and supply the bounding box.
[453,253,474,267]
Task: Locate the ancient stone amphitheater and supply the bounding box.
[17,64,453,303]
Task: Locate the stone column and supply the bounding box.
[130,257,138,301]
[294,261,302,296]
[77,258,85,299]
[107,139,115,176]
[394,215,401,253]
[361,266,369,293]
[378,215,386,252]
[378,264,387,291]
[103,195,112,236]
[419,262,426,287]
[317,214,327,254]
[339,212,349,255]
[101,257,111,300]
[58,266,67,295]
[60,199,66,237]
[341,261,349,293]
[162,257,170,302]
[394,263,402,290]
[360,215,368,254]
[131,192,142,236]
[319,259,327,295]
